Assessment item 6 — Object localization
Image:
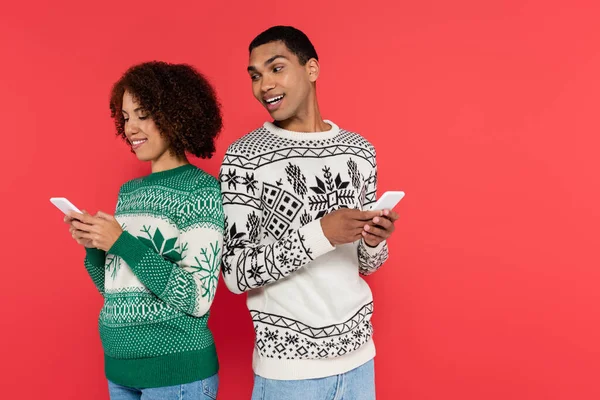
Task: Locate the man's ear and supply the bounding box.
[306,58,320,82]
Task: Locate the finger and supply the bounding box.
[341,228,364,243]
[372,216,393,230]
[72,229,88,239]
[361,231,384,246]
[358,210,383,221]
[352,220,376,230]
[86,215,108,227]
[363,224,390,239]
[353,228,365,239]
[69,211,95,225]
[77,231,95,241]
[72,220,97,233]
[73,232,85,244]
[67,211,84,220]
[75,235,93,246]
[74,236,89,245]
[95,211,115,221]
[345,233,363,244]
[383,210,399,222]
[89,236,103,249]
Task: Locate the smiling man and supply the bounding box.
[219,26,399,399]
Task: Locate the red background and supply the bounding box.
[1,1,599,399]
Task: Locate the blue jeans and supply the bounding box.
[251,359,375,400]
[108,374,218,400]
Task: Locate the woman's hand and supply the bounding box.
[65,211,95,248]
[69,211,123,251]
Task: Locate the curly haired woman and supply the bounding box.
[65,61,224,399]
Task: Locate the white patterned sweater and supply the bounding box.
[219,121,390,380]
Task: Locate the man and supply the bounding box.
[220,26,399,399]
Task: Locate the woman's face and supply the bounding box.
[121,90,170,163]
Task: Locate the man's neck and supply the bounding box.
[274,96,330,133]
[276,118,330,133]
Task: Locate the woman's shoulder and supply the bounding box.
[187,166,220,190]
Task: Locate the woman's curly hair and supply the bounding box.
[109,61,223,159]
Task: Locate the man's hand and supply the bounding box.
[69,211,123,251]
[321,208,382,246]
[362,209,399,247]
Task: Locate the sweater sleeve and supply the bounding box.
[358,153,390,275]
[107,181,224,318]
[219,153,335,295]
[83,248,106,295]
[82,185,125,295]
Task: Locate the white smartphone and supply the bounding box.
[50,197,82,216]
[371,191,405,211]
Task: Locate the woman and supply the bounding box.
[66,61,224,399]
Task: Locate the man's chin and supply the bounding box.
[269,109,292,122]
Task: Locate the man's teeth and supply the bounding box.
[266,95,284,104]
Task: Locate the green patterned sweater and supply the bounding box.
[83,164,224,388]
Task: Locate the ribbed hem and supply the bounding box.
[105,344,219,388]
[298,220,336,260]
[263,120,340,141]
[85,248,106,269]
[252,339,375,380]
[108,231,149,270]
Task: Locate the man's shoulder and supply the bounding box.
[223,122,378,161]
[337,126,377,157]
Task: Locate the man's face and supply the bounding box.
[248,41,314,121]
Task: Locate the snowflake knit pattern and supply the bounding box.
[83,164,224,388]
[220,121,389,380]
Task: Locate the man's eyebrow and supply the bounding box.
[247,55,289,72]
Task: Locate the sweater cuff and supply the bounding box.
[108,231,150,270]
[299,220,336,260]
[361,238,387,254]
[85,248,106,268]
